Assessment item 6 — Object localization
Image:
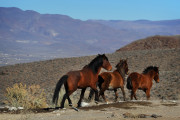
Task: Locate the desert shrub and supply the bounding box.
[4,83,48,109]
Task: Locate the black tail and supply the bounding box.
[98,75,104,89]
[126,77,132,90]
[52,75,68,105]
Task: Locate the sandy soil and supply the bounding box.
[0,100,179,120]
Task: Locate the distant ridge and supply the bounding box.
[116,35,180,52]
[0,7,180,66]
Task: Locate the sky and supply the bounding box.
[0,0,180,21]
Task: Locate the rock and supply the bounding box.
[8,107,17,111]
[123,112,162,118]
[18,107,24,110]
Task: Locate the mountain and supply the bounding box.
[89,19,180,38]
[0,7,125,53]
[116,35,180,52]
[0,7,180,66]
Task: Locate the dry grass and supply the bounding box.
[4,83,48,109]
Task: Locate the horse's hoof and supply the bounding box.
[62,108,66,110]
[69,104,72,107]
[77,104,82,108]
[71,106,79,112]
[55,107,61,109]
[95,101,98,104]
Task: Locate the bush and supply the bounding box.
[4,83,48,109]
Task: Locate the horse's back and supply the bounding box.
[67,70,81,80]
[128,72,141,79]
[128,72,142,83]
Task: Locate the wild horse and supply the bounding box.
[126,66,159,100]
[88,59,129,103]
[52,54,112,109]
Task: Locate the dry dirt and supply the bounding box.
[0,100,180,120]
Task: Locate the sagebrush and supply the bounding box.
[4,83,48,109]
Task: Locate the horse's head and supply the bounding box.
[101,54,112,71]
[116,59,129,75]
[143,66,160,83]
[154,67,160,83]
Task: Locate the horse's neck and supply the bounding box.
[97,67,102,75]
[85,66,102,75]
[115,69,126,80]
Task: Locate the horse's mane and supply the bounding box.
[116,59,127,69]
[142,66,159,74]
[87,54,108,74]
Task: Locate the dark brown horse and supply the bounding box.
[126,66,159,100]
[52,54,112,109]
[88,59,129,103]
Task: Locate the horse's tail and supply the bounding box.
[52,75,68,105]
[98,75,105,89]
[126,76,132,90]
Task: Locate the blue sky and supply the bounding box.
[1,0,180,21]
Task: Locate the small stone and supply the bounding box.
[9,107,17,111]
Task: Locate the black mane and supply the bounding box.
[143,66,159,74]
[87,54,108,74]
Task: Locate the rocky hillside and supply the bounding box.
[116,35,180,52]
[0,48,179,105]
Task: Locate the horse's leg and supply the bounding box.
[114,89,118,102]
[60,93,67,109]
[67,96,72,106]
[120,86,126,101]
[131,87,138,100]
[77,88,86,107]
[99,90,108,103]
[145,89,150,100]
[64,82,74,107]
[88,88,95,101]
[91,86,99,103]
[134,92,137,100]
[60,89,75,108]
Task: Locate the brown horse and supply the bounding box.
[88,59,129,103]
[52,54,112,109]
[126,66,159,100]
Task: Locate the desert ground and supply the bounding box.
[0,48,179,120]
[0,100,180,120]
